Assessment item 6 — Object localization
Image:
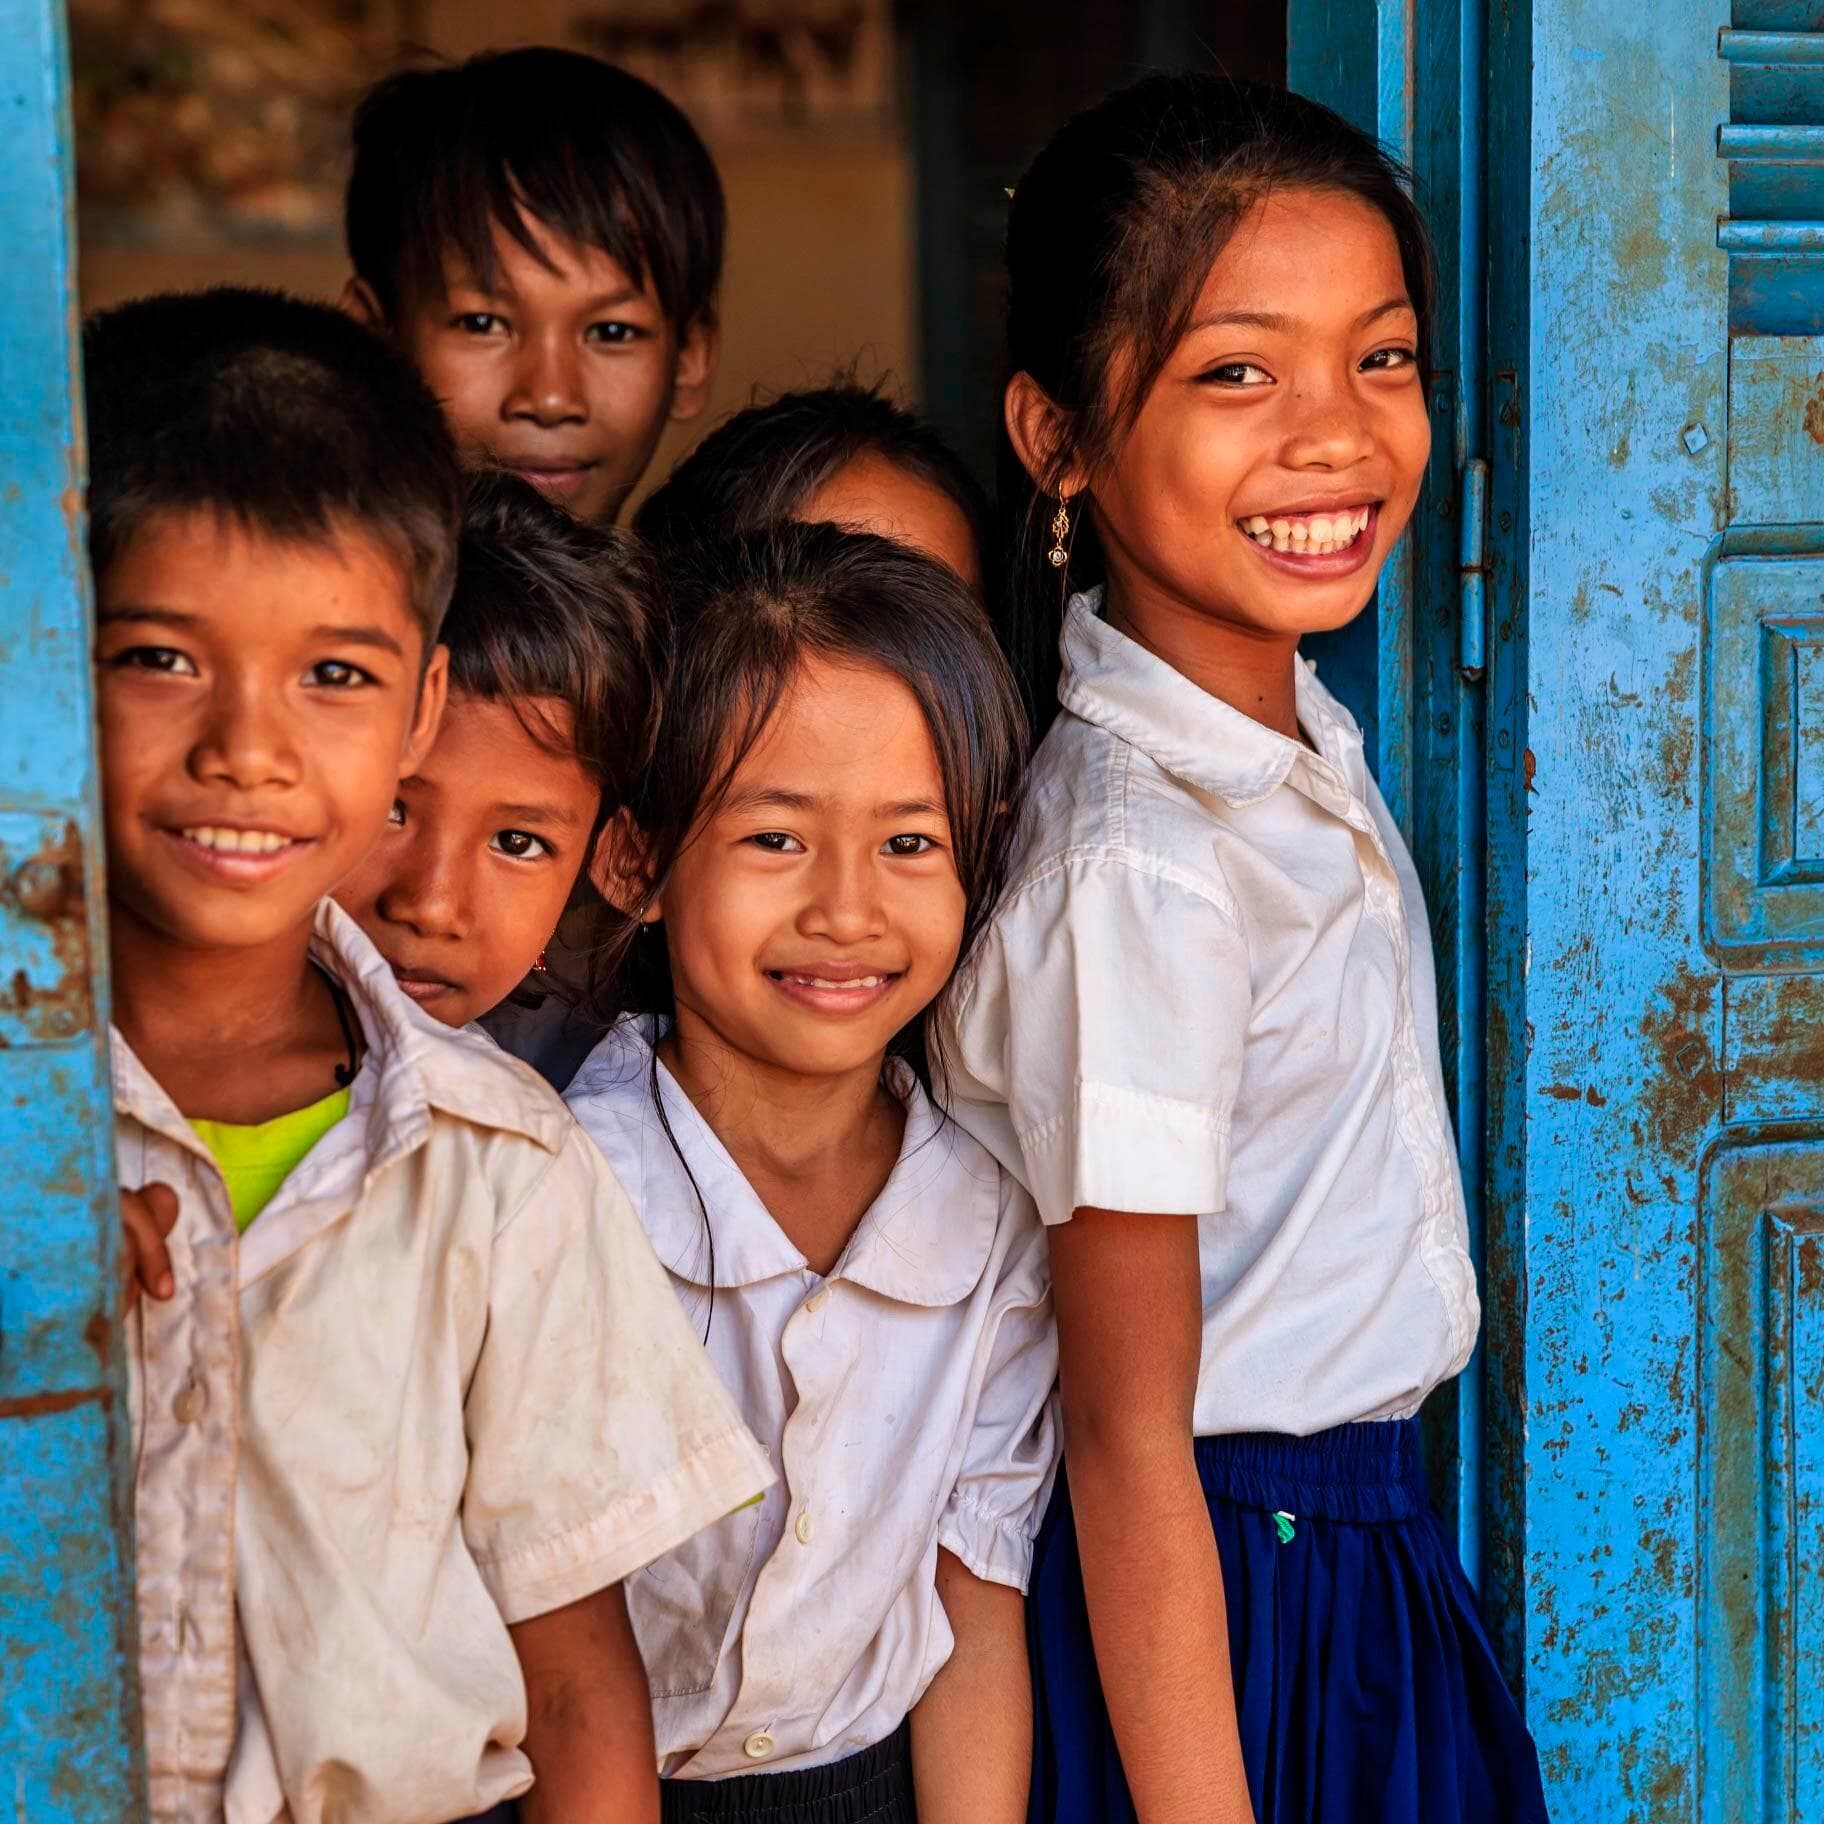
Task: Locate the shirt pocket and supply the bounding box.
[628,1495,767,1699]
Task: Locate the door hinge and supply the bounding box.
[1458,457,1490,682]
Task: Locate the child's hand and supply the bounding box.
[120,1183,179,1309]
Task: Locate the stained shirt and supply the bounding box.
[116,903,773,1824]
[938,590,1480,1437]
[564,1018,1060,1779]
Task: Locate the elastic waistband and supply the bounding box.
[661,1721,913,1822]
[1194,1418,1429,1524]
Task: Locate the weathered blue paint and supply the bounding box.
[1288,0,1491,1584]
[1484,0,1738,1815]
[0,1,142,1816]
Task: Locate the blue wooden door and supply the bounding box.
[0,1,143,1814]
[1482,0,1824,1816]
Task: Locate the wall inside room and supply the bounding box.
[75,0,916,509]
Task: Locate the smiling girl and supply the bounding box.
[939,76,1549,1824]
[564,523,1057,1824]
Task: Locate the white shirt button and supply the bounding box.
[743,1731,775,1760]
[794,1510,815,1546]
[804,1287,830,1314]
[171,1383,206,1425]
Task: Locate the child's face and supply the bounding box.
[1089,186,1431,638]
[335,691,601,1027]
[797,453,984,591]
[96,511,446,960]
[359,214,715,526]
[651,657,965,1084]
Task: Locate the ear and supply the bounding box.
[1004,370,1087,498]
[589,807,662,921]
[401,642,449,775]
[339,275,389,334]
[668,317,719,424]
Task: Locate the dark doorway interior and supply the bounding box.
[903,0,1286,476]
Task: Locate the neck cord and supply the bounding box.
[309,961,362,1090]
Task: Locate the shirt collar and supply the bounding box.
[1056,586,1368,808]
[574,1017,1002,1308]
[111,899,570,1165]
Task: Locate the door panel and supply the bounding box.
[1699,12,1824,1815]
[0,0,141,1814]
[1699,1139,1824,1822]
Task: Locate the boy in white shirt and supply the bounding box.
[94,287,771,1824]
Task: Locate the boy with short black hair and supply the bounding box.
[342,46,723,525]
[94,285,769,1824]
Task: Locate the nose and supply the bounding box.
[502,328,588,428]
[374,829,470,940]
[191,674,300,793]
[1279,369,1377,472]
[796,846,886,947]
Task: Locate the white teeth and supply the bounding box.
[183,826,291,854]
[1244,506,1375,555]
[792,974,885,990]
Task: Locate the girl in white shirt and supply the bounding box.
[939,74,1549,1824]
[565,522,1058,1824]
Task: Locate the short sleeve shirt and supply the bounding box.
[938,592,1479,1437]
[117,903,773,1824]
[565,1018,1060,1779]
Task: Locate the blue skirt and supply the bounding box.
[1028,1419,1551,1824]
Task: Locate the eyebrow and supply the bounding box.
[99,605,406,660]
[448,272,647,315]
[97,605,203,628]
[493,801,584,827]
[722,786,949,820]
[1187,296,1416,336]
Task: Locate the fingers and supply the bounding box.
[121,1182,178,1308]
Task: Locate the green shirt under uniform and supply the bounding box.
[192,1087,351,1231]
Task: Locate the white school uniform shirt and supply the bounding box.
[564,1017,1060,1779]
[116,902,773,1824]
[939,590,1480,1437]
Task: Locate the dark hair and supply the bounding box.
[83,286,462,637]
[444,471,661,844]
[1000,72,1439,728]
[347,46,724,336]
[634,380,994,584]
[599,521,1027,1087]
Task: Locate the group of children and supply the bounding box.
[98,44,1552,1824]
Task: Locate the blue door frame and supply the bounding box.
[0,2,143,1816]
[1288,0,1493,1586]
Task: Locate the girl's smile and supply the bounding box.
[651,654,965,1090]
[763,959,906,1016]
[1237,500,1383,579]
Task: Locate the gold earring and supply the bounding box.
[1048,497,1071,568]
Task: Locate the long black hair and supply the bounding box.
[999,72,1438,731]
[594,520,1027,1090]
